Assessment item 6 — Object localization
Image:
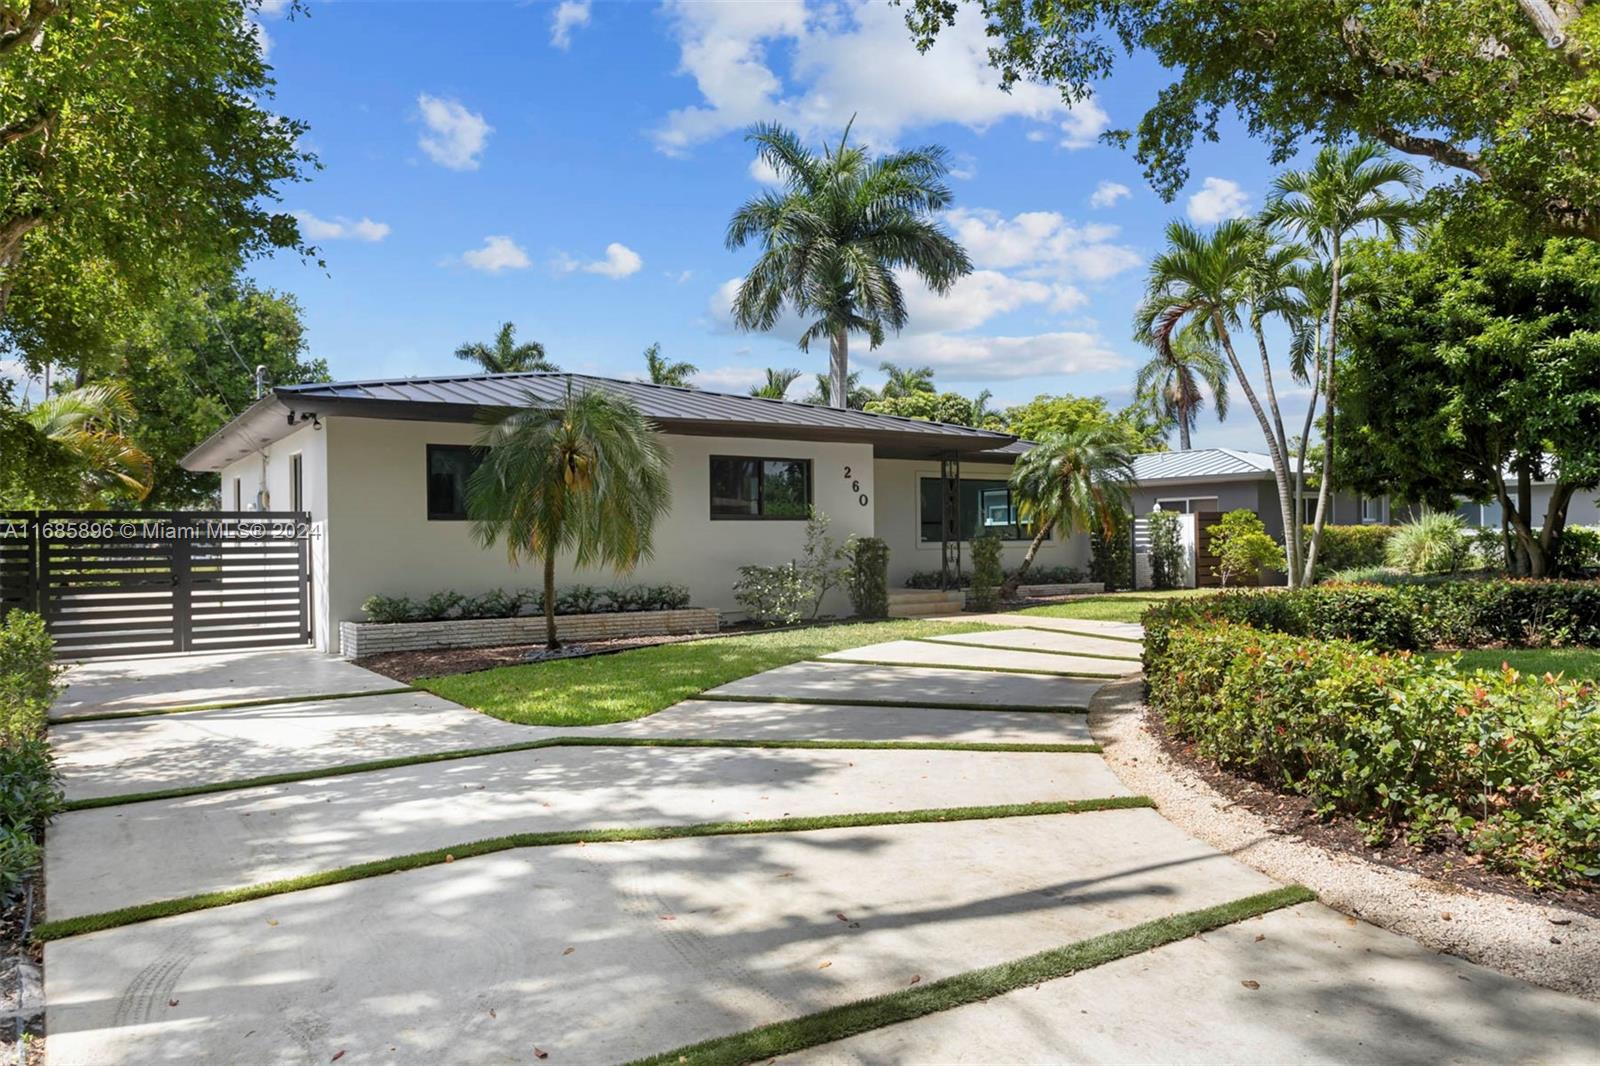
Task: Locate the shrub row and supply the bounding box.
[1143,580,1600,658]
[903,564,1087,590]
[1147,620,1599,887]
[362,584,691,625]
[0,612,63,904]
[1304,524,1394,575]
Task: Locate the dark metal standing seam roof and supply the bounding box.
[182,371,1020,471]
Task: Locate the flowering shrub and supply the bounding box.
[1147,621,1600,887]
[361,584,690,624]
[903,564,1087,589]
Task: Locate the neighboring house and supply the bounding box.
[1128,449,1377,541]
[182,371,1090,653]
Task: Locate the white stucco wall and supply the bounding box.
[871,459,1091,589]
[311,418,877,650]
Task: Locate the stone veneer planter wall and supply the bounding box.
[339,607,721,658]
[1010,581,1105,599]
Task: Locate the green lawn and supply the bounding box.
[1013,589,1209,625]
[417,618,997,726]
[1424,646,1600,679]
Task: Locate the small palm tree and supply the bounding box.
[1005,425,1136,596]
[455,322,557,374]
[24,382,153,502]
[878,361,935,399]
[803,370,875,409]
[1133,328,1229,451]
[1264,142,1420,581]
[726,121,971,409]
[749,368,801,400]
[970,389,1006,430]
[642,342,696,388]
[467,384,671,649]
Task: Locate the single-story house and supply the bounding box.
[1128,448,1377,540]
[182,371,1091,652]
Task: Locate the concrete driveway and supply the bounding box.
[41,632,1600,1064]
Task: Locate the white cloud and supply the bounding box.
[693,365,770,393]
[748,155,784,186]
[416,94,491,171]
[874,330,1128,381]
[665,269,695,284]
[557,242,642,279]
[901,270,1052,334]
[550,0,591,49]
[256,0,292,16]
[948,153,978,181]
[1089,180,1131,209]
[250,19,271,58]
[653,0,1108,156]
[1186,177,1251,223]
[459,235,530,273]
[944,208,1141,281]
[294,210,390,242]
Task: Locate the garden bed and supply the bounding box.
[354,631,723,684]
[338,607,720,658]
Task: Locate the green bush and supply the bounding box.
[361,584,691,624]
[1089,508,1133,591]
[0,613,62,905]
[848,537,889,618]
[1147,620,1600,887]
[903,563,1087,589]
[1307,524,1395,576]
[1147,509,1183,590]
[1385,511,1471,574]
[1209,510,1285,586]
[1559,525,1600,575]
[732,563,809,625]
[968,533,1003,611]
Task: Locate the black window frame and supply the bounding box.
[917,476,1044,543]
[426,443,484,522]
[709,455,814,521]
[289,452,304,513]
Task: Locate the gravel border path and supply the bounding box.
[1089,676,1600,1001]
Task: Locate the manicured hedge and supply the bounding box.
[1147,620,1599,887]
[1143,580,1600,658]
[1304,523,1395,575]
[0,612,63,903]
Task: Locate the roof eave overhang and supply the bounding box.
[180,394,295,472]
[1133,471,1279,488]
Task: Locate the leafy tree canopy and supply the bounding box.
[1,0,315,372]
[864,390,981,426]
[1002,393,1167,451]
[904,1,1600,239]
[1335,234,1600,575]
[0,381,79,507]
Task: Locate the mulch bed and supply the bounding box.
[354,632,721,684]
[0,874,45,1066]
[1146,705,1599,919]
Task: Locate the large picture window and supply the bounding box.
[710,456,812,519]
[427,444,483,521]
[918,477,1041,542]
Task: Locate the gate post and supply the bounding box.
[172,531,192,652]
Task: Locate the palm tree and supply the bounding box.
[642,342,696,388]
[1005,424,1136,596]
[878,361,935,399]
[1133,327,1229,451]
[454,322,557,374]
[1135,218,1306,584]
[1264,143,1420,582]
[23,382,153,502]
[803,370,875,409]
[467,384,671,649]
[749,367,801,400]
[970,389,1006,431]
[725,121,971,409]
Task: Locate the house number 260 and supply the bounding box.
[842,466,869,507]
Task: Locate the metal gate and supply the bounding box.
[0,511,312,659]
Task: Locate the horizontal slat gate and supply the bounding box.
[0,512,311,659]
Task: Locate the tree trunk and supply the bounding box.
[542,552,559,650]
[1178,416,1191,451]
[1516,460,1534,575]
[1293,350,1323,577]
[1302,240,1343,585]
[1001,519,1054,598]
[1493,471,1554,578]
[1253,317,1298,581]
[829,329,848,410]
[1213,315,1299,588]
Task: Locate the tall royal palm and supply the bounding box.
[455,322,557,374]
[467,384,671,649]
[642,342,696,388]
[725,121,971,409]
[1133,328,1229,451]
[878,361,935,399]
[1136,218,1305,585]
[1005,424,1136,597]
[1264,143,1419,582]
[804,370,874,409]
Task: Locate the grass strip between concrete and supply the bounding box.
[998,619,1146,644]
[62,737,1103,811]
[48,687,418,724]
[34,796,1153,941]
[814,657,1124,679]
[910,636,1142,662]
[627,884,1317,1066]
[694,693,1088,714]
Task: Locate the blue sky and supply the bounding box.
[249,0,1325,450]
